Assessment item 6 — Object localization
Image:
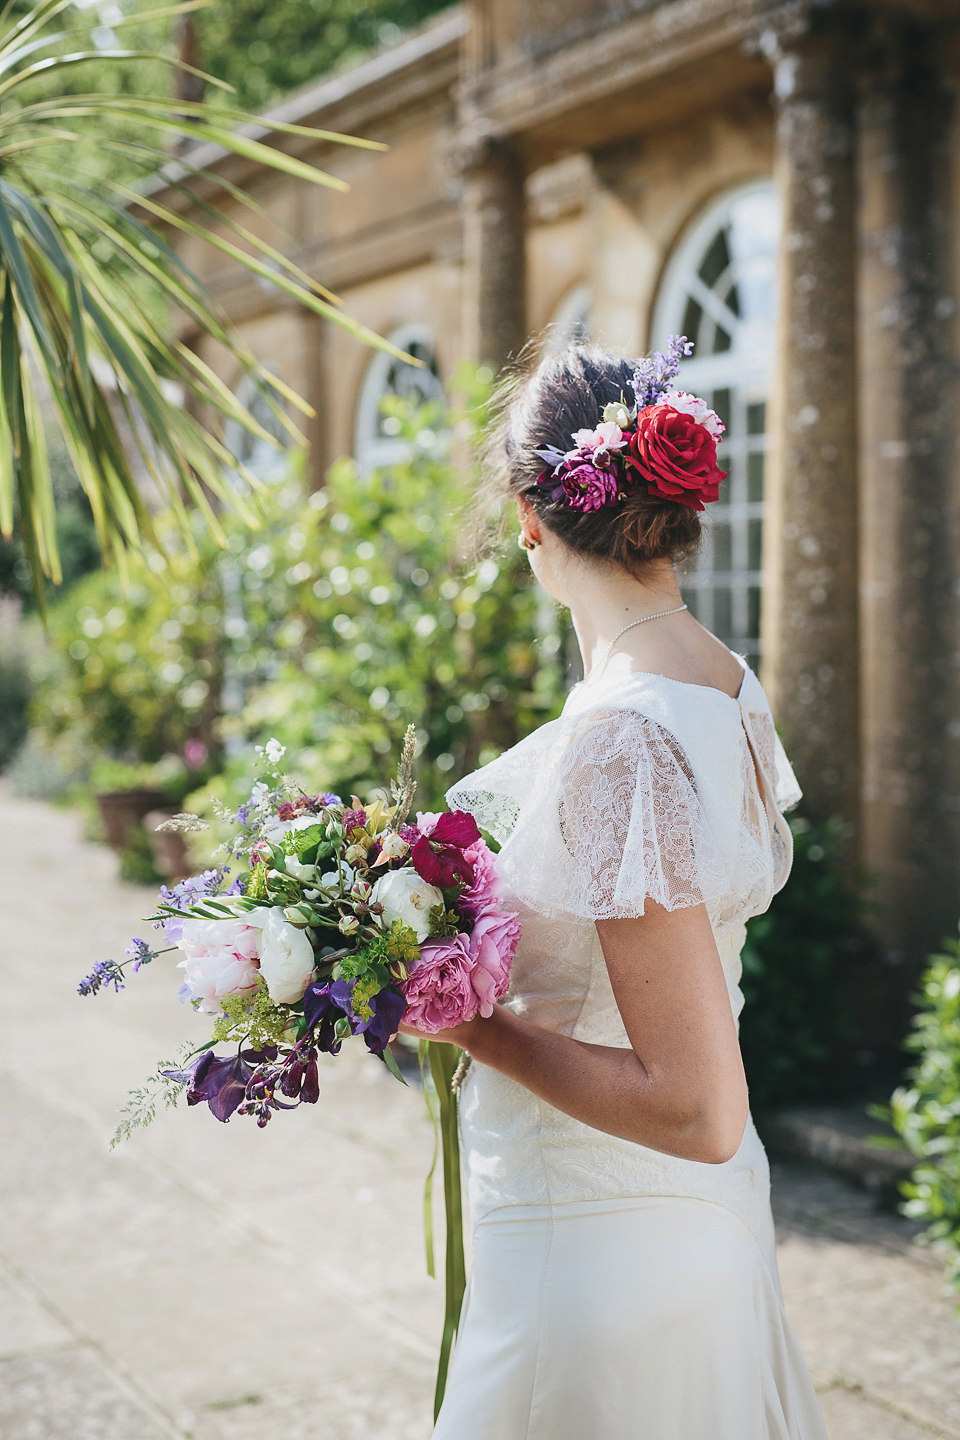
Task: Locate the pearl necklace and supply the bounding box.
[588,604,689,681]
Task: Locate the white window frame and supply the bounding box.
[651,180,780,667]
[543,282,591,353]
[223,371,291,484]
[354,323,445,474]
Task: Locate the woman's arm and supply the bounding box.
[399,900,749,1165]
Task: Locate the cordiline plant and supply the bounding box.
[0,0,407,606]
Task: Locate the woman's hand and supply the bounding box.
[397,1015,483,1049]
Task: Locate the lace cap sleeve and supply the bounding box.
[449,707,733,922]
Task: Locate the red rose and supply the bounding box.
[626,403,727,511]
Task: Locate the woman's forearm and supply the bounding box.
[463,1006,747,1165]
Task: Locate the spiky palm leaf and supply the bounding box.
[0,0,404,604]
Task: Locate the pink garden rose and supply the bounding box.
[401,901,521,1031]
[458,838,501,913]
[176,917,261,1015]
[402,934,479,1033]
[468,908,520,1016]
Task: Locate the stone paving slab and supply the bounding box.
[2,786,959,1439]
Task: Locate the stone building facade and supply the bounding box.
[155,0,960,1046]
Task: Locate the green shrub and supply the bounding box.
[28,385,564,820]
[227,398,565,808]
[740,816,863,1112]
[890,939,960,1294]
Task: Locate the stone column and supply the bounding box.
[458,136,527,371]
[856,22,960,981]
[766,29,860,838]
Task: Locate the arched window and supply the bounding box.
[223,372,291,483]
[354,324,445,473]
[652,181,780,670]
[544,282,591,354]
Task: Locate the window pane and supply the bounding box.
[711,388,731,429]
[723,282,741,318]
[682,296,703,349]
[747,450,765,503]
[747,401,766,435]
[747,586,761,638]
[712,326,732,354]
[713,522,732,571]
[699,228,731,288]
[748,518,763,571]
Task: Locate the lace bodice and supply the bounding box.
[446,660,800,1231]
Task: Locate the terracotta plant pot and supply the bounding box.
[96,789,165,851]
[143,809,194,883]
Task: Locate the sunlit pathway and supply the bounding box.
[0,784,958,1439]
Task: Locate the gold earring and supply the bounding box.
[518,533,539,551]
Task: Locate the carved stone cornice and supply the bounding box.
[458,0,785,147]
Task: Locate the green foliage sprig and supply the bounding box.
[889,938,960,1296]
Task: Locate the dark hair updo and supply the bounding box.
[484,343,701,574]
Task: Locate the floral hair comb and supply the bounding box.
[533,336,726,513]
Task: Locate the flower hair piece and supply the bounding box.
[532,335,727,514]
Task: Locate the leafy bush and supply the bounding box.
[739,816,864,1112]
[890,939,960,1294]
[28,390,564,820]
[227,399,565,808]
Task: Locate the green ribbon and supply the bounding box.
[420,1039,467,1421]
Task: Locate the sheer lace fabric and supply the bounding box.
[445,662,802,1231]
[448,663,799,934]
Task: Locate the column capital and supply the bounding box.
[449,127,523,182]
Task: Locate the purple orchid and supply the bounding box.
[411,810,481,889]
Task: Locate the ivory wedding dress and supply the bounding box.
[438,659,828,1440]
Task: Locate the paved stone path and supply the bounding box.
[1,786,958,1439]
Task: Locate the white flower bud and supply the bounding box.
[602,401,631,428]
[379,831,409,861]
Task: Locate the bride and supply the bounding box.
[401,342,828,1439]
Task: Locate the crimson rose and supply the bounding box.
[626,402,726,511]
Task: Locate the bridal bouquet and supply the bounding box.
[80,726,516,1411]
[79,726,518,1129]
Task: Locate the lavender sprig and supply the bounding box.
[630,334,694,411]
[78,958,125,997]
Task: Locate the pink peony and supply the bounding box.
[468,908,521,1016]
[401,934,479,1033]
[176,917,261,1015]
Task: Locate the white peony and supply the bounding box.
[248,906,315,1004]
[176,916,260,1015]
[370,868,444,942]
